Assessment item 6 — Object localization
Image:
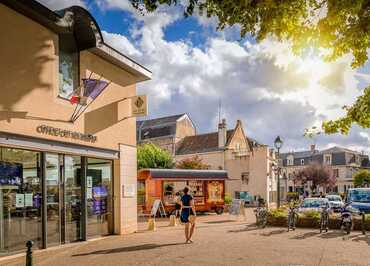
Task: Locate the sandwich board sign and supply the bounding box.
[150,199,166,218]
[229,199,244,216]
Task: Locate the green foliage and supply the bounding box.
[224,193,232,205]
[131,0,370,134]
[130,0,369,68]
[176,155,210,169]
[137,143,173,169]
[353,169,370,187]
[269,208,287,218]
[322,86,370,134]
[286,192,299,202]
[300,210,321,219]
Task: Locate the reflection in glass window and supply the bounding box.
[59,34,79,99]
[0,147,42,256]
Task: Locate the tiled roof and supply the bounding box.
[176,130,234,155]
[138,114,185,129]
[320,146,361,154]
[137,114,185,140]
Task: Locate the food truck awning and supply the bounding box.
[139,169,228,180]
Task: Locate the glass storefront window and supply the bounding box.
[162,181,186,206]
[45,154,60,246]
[86,158,112,238]
[64,156,82,243]
[0,148,42,255]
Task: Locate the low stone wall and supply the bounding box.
[267,215,370,230]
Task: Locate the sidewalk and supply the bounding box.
[3,210,370,266]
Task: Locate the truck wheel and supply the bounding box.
[215,208,224,215]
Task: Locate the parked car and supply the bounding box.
[298,197,330,213]
[346,188,370,214]
[325,194,344,212]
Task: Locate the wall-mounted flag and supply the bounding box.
[69,75,110,122]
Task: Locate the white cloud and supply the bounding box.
[37,0,85,10]
[98,1,369,154]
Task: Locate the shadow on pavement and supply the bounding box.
[203,220,236,224]
[260,229,286,237]
[291,231,320,240]
[72,243,184,256]
[228,226,260,233]
[350,235,370,245]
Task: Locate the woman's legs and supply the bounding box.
[188,223,195,241]
[184,223,190,242]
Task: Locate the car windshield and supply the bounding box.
[326,195,341,202]
[348,190,370,203]
[301,199,327,208]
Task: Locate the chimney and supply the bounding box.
[310,144,316,153]
[218,118,227,148]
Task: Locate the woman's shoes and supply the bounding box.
[185,239,193,244]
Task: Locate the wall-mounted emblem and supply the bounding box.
[131,95,148,117]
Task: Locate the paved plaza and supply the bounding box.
[2,210,370,266]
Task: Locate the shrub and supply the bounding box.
[269,208,287,218]
[300,210,320,219]
[224,193,232,205]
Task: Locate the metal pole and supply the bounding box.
[277,148,280,208]
[26,240,33,266]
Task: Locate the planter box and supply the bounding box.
[267,215,287,227]
[267,215,370,231]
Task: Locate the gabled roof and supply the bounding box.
[320,146,361,154]
[175,130,234,155]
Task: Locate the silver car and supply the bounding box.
[298,198,330,213]
[326,194,344,212]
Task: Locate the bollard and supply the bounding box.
[361,213,366,235]
[26,240,33,266]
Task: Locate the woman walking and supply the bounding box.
[180,187,196,243]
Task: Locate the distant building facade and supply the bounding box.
[280,145,370,194]
[137,114,277,205]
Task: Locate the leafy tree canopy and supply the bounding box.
[176,155,210,169]
[131,0,370,134]
[137,143,174,169]
[293,162,336,191]
[353,169,370,187]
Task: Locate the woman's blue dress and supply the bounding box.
[180,194,193,223]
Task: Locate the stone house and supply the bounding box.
[138,114,277,205]
[280,145,370,194]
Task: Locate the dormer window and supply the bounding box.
[59,34,79,99]
[324,154,332,165]
[287,155,294,166]
[300,159,304,165]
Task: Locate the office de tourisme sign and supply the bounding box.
[36,125,97,143]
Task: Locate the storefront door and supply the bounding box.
[64,156,82,243]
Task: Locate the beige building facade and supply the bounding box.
[0,0,150,256]
[138,115,277,206]
[281,146,369,195]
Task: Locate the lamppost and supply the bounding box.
[274,136,283,208]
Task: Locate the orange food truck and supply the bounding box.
[138,169,228,215]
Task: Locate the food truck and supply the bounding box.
[138,169,227,215]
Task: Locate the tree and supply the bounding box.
[131,0,370,134]
[176,155,210,169]
[293,163,336,193]
[353,169,370,187]
[137,143,174,169]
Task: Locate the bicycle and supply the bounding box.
[254,198,268,228]
[254,206,268,228]
[320,204,330,233]
[287,201,299,232]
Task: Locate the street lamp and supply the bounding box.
[274,136,283,208]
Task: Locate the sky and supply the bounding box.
[38,0,370,154]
